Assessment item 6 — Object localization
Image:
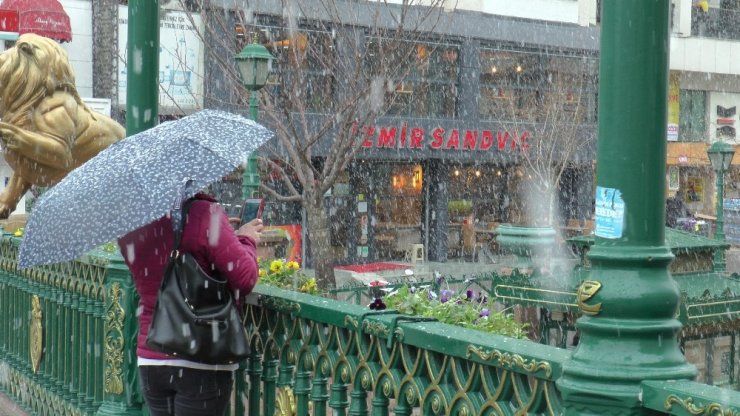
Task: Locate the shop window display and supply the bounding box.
[446,165,510,259]
[479,49,597,124]
[372,163,424,259]
[365,39,460,118]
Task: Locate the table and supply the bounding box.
[475,228,499,262]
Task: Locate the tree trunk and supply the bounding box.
[305,196,337,290]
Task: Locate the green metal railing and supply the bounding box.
[243,283,569,415]
[0,233,141,416]
[2,230,739,415]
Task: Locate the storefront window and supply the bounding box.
[479,49,597,123]
[375,163,423,226]
[370,163,424,260]
[447,164,510,224]
[365,39,459,118]
[245,16,336,113]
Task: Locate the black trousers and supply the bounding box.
[139,366,233,416]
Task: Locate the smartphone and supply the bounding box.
[240,198,265,225]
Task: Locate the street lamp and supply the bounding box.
[235,34,274,199]
[707,140,736,271]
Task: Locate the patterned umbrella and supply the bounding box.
[18,109,273,269]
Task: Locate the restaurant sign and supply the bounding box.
[354,122,530,153]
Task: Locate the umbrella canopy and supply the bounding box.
[18,109,273,269]
[0,0,72,42]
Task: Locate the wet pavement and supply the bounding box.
[0,392,27,416]
[727,247,740,274]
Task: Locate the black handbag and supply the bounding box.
[146,200,250,364]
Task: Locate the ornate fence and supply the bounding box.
[1,232,739,415]
[0,234,141,416]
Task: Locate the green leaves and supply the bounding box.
[385,285,527,339]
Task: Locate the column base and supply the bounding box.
[95,401,143,416]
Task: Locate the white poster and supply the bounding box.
[708,92,739,144]
[82,98,112,117]
[117,6,205,113]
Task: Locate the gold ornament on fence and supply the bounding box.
[577,280,603,316]
[30,295,43,373]
[275,387,297,416]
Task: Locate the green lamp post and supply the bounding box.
[557,1,697,413]
[707,140,736,272]
[235,35,274,199]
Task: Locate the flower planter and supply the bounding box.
[495,224,557,267]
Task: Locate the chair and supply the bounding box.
[462,221,484,261]
[407,244,425,263]
[583,219,595,234]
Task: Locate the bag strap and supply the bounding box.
[172,199,196,251]
[171,178,199,252]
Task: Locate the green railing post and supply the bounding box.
[311,364,329,415]
[295,364,312,415]
[262,358,279,415]
[69,288,80,402]
[557,0,697,414]
[247,350,263,416]
[348,389,369,416]
[329,381,349,416]
[95,257,143,416]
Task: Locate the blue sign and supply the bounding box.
[594,186,625,239]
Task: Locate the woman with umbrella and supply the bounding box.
[118,192,263,416]
[18,110,274,416]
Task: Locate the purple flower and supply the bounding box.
[440,289,453,303]
[428,291,438,301]
[480,308,490,318]
[466,289,474,300]
[368,298,386,310]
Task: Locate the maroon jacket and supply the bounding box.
[118,193,259,360]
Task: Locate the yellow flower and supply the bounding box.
[286,261,300,271]
[259,269,267,278]
[270,260,284,273]
[300,278,317,293]
[257,257,262,263]
[13,228,23,237]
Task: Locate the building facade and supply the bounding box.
[2,0,738,251]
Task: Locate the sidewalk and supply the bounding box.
[0,391,28,416]
[727,247,740,274]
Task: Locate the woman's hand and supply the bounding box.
[236,219,264,243]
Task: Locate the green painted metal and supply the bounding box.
[243,153,260,200]
[125,0,159,136]
[236,39,272,200]
[641,380,740,415]
[2,229,739,414]
[558,0,698,413]
[0,233,143,416]
[495,225,557,251]
[707,140,735,272]
[714,167,727,271]
[244,283,570,415]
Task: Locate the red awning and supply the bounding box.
[0,0,71,42]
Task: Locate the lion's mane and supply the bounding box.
[0,34,89,128]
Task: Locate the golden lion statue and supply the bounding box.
[0,34,125,218]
